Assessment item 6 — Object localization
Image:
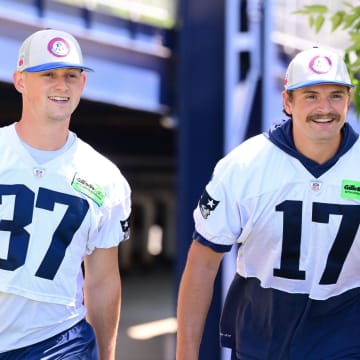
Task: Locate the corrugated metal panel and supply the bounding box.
[0,0,174,114]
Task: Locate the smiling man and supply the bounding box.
[282,47,353,165]
[176,47,360,360]
[0,29,131,360]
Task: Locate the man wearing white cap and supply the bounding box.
[177,47,360,359]
[0,29,131,359]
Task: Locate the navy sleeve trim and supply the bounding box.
[193,230,232,253]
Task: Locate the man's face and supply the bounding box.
[14,68,86,123]
[282,84,351,145]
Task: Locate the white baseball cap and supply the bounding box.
[284,47,353,90]
[17,29,94,72]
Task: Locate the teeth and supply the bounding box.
[314,119,331,123]
[49,96,68,101]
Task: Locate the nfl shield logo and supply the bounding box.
[33,167,46,178]
[310,181,321,192]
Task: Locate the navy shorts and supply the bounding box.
[0,319,98,359]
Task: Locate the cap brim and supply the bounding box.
[23,62,94,72]
[287,80,354,90]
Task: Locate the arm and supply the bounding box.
[176,240,225,360]
[84,246,121,360]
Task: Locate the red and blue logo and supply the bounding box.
[47,37,70,58]
[309,55,332,74]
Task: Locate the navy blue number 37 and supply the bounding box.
[0,185,89,280]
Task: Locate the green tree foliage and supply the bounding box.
[294,3,360,117]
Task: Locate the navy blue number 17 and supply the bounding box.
[274,200,360,285]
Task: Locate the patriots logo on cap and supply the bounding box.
[47,37,70,58]
[199,190,220,219]
[18,54,25,68]
[309,55,332,74]
[284,75,289,87]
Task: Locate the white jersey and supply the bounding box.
[0,123,131,351]
[194,120,360,358]
[194,121,360,301]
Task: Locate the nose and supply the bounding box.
[317,96,332,112]
[54,75,69,90]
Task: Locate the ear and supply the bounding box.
[13,71,25,94]
[282,90,292,115]
[80,73,87,91]
[348,89,354,110]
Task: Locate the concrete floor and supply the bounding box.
[116,261,177,360]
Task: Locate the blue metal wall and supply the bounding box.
[175,1,225,359]
[0,0,174,115]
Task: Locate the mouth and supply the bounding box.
[307,113,340,124]
[48,96,70,102]
[312,118,333,124]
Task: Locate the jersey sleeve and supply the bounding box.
[193,153,243,249]
[86,168,131,252]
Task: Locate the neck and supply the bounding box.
[15,118,70,151]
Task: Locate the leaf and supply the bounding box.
[293,5,328,15]
[349,31,360,43]
[331,11,345,31]
[293,9,310,15]
[349,55,360,70]
[342,13,359,29]
[314,15,325,32]
[354,85,360,118]
[352,18,360,31]
[303,5,328,14]
[309,15,315,28]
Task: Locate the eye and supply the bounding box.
[330,93,344,100]
[66,72,81,80]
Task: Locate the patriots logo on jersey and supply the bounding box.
[120,215,131,240]
[199,190,220,219]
